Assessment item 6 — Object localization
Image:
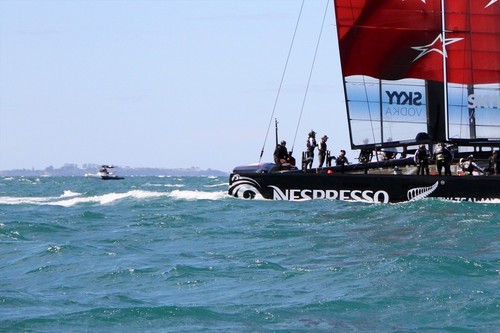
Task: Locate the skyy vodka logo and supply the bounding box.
[468,94,500,109]
[385,90,424,117]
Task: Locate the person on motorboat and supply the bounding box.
[414,144,430,175]
[99,165,109,175]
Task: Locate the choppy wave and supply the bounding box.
[0,190,80,205]
[169,189,229,201]
[1,176,498,332]
[0,189,229,207]
[203,182,228,188]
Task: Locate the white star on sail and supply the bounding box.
[411,34,463,62]
[486,0,497,8]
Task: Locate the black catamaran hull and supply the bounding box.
[229,2,500,203]
[229,172,499,203]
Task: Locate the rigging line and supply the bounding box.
[465,0,477,140]
[441,0,450,141]
[259,0,306,162]
[291,0,330,154]
[342,0,380,170]
[344,0,377,147]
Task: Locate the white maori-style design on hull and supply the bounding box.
[228,175,264,200]
[407,181,440,201]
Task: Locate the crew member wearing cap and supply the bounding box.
[433,142,452,176]
[460,155,485,175]
[336,149,349,173]
[414,144,430,175]
[318,135,329,168]
[274,140,289,165]
[305,130,317,168]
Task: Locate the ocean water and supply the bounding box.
[0,176,498,332]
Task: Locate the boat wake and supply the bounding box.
[0,189,230,207]
[168,189,229,201]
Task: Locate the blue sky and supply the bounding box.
[0,0,348,172]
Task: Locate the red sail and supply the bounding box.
[444,1,500,84]
[334,0,500,84]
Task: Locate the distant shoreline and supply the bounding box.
[0,164,227,177]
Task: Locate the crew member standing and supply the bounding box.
[489,150,500,175]
[414,144,430,175]
[358,147,373,174]
[433,142,452,176]
[306,130,317,169]
[318,135,329,168]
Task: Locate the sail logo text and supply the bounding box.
[386,91,422,106]
[468,94,499,109]
[269,186,390,203]
[385,90,424,117]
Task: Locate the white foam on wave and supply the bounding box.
[144,183,185,188]
[0,190,169,207]
[61,190,81,198]
[168,189,229,201]
[204,182,229,188]
[0,189,81,205]
[0,196,49,205]
[54,190,169,207]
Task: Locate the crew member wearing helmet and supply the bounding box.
[488,150,500,175]
[274,140,289,165]
[305,130,317,168]
[318,135,329,168]
[459,155,485,175]
[414,144,430,175]
[433,142,452,175]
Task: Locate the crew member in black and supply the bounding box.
[318,135,329,168]
[287,151,296,166]
[336,149,349,173]
[488,150,499,175]
[460,155,485,175]
[433,142,452,176]
[274,140,289,165]
[414,144,430,175]
[358,147,373,174]
[305,130,317,169]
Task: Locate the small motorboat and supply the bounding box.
[85,165,124,180]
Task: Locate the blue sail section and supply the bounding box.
[345,76,428,147]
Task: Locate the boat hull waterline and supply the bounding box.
[229,171,499,203]
[85,173,124,180]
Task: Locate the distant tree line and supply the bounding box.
[0,164,227,177]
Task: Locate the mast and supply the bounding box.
[465,1,476,140]
[441,0,448,143]
[275,118,279,148]
[467,85,477,139]
[426,0,447,144]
